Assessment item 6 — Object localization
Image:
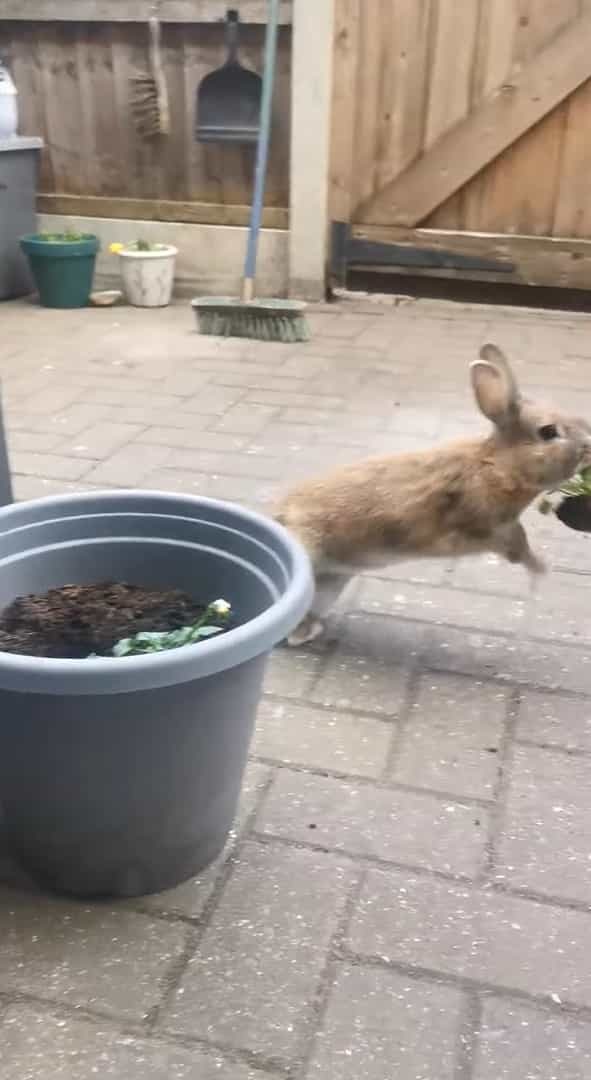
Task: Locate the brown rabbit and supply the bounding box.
[276,344,591,646]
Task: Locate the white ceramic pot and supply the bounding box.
[119,245,177,307]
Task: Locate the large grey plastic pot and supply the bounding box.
[0,491,312,898]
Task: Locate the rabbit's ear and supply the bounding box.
[470,344,519,427]
[479,344,519,397]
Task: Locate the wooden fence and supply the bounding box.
[330,0,591,289]
[0,5,292,228]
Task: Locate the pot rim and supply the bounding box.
[0,490,313,695]
[118,246,178,259]
[20,233,99,246]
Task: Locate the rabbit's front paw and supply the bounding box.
[287,615,325,647]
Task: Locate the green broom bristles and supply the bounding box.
[191,298,309,343]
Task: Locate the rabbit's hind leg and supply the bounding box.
[287,570,351,647]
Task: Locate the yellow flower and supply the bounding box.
[109,242,124,254]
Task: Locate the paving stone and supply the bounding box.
[212,404,277,435]
[306,962,465,1080]
[0,1003,270,1080]
[449,554,535,598]
[253,699,392,777]
[131,762,270,919]
[368,431,441,455]
[392,673,506,800]
[279,407,384,432]
[473,995,591,1080]
[138,468,277,508]
[309,615,422,717]
[495,745,591,904]
[263,646,324,698]
[135,426,249,451]
[19,386,84,414]
[161,448,283,480]
[349,869,591,1008]
[516,690,591,752]
[161,841,354,1063]
[136,468,214,496]
[355,578,527,637]
[262,419,374,449]
[524,510,591,575]
[9,451,95,482]
[12,476,103,501]
[0,890,185,1021]
[176,387,245,415]
[382,404,442,437]
[307,313,375,340]
[63,421,145,459]
[529,573,591,645]
[244,389,345,409]
[422,625,591,696]
[84,387,185,410]
[248,441,357,478]
[212,372,311,391]
[154,372,217,397]
[83,443,173,485]
[256,770,488,877]
[359,558,452,586]
[6,403,114,437]
[6,430,66,453]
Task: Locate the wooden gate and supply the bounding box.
[330,0,591,290]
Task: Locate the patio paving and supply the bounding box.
[1,292,591,1078]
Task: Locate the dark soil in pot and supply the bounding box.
[555,495,591,532]
[0,582,228,658]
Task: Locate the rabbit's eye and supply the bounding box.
[538,424,559,441]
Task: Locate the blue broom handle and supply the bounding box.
[242,0,280,298]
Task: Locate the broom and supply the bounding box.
[192,0,309,342]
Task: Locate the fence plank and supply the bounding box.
[359,10,591,227]
[553,78,591,238]
[423,0,479,229]
[1,1,293,23]
[329,0,360,221]
[351,223,591,289]
[36,194,289,228]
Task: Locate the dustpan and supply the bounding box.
[196,8,262,144]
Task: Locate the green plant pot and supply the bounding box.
[19,234,99,309]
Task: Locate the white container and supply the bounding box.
[0,65,18,139]
[119,245,177,307]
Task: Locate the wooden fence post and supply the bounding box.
[288,0,335,301]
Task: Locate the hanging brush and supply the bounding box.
[130,10,170,139]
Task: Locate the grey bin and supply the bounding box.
[0,136,43,300]
[0,490,313,898]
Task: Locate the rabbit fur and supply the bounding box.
[276,344,591,646]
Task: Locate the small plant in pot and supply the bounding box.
[538,466,591,531]
[0,490,312,900]
[20,230,100,309]
[109,238,177,307]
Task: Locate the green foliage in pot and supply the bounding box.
[100,599,232,658]
[36,231,91,243]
